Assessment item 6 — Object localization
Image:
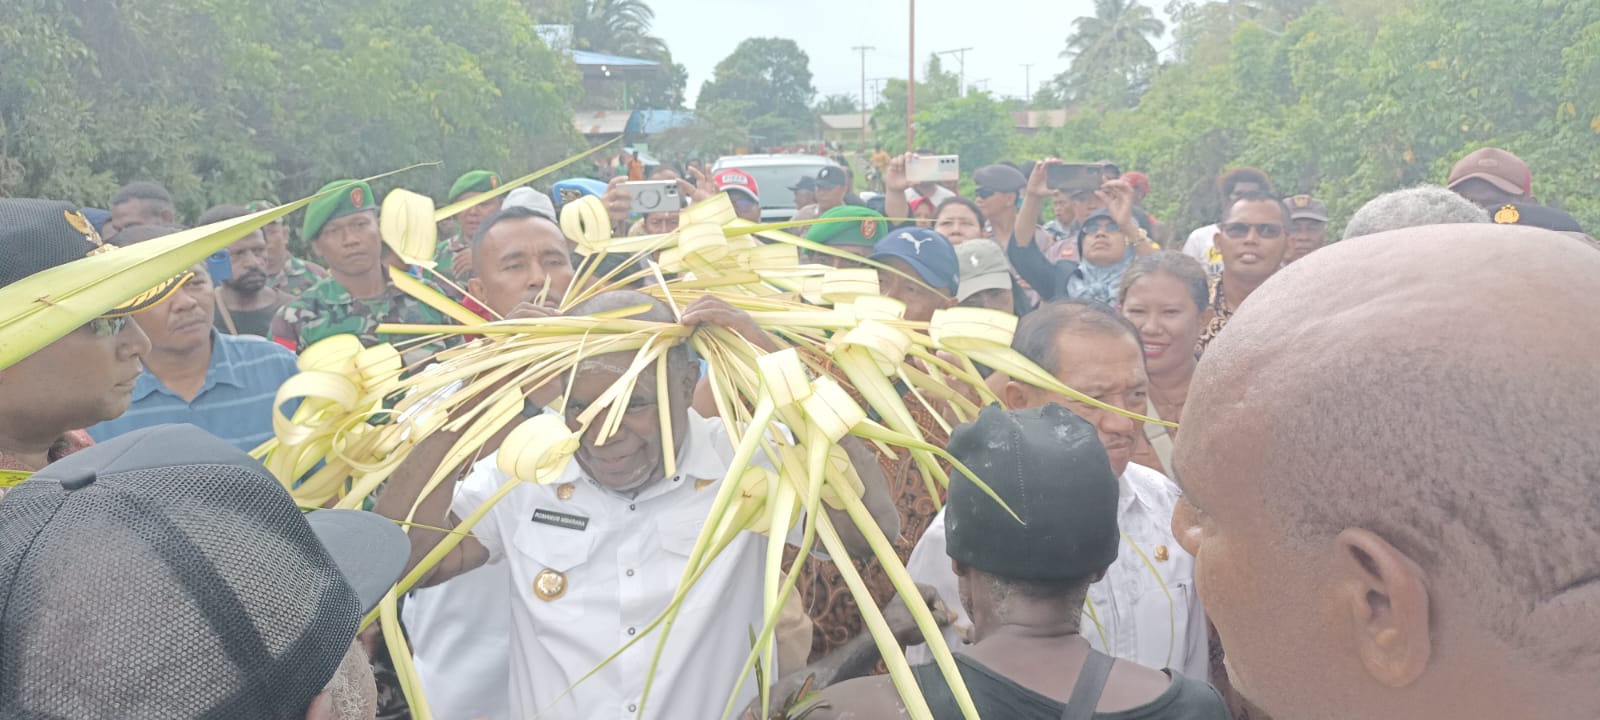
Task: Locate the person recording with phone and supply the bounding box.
[1011,160,1160,306]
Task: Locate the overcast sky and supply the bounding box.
[651,0,1161,108]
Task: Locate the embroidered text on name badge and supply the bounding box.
[531,508,590,532]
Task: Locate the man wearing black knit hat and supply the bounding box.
[0,423,409,719]
[771,405,1228,719]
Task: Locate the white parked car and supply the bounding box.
[711,154,840,222]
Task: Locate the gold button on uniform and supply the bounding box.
[1153,545,1170,562]
[556,482,575,500]
[533,568,567,601]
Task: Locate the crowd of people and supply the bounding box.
[0,139,1595,720]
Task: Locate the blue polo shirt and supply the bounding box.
[88,332,299,452]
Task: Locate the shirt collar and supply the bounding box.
[1118,463,1164,514]
[131,332,244,401]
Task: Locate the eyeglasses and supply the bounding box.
[1221,222,1284,239]
[974,188,998,199]
[84,316,129,338]
[1082,219,1121,234]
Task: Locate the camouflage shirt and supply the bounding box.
[270,256,329,299]
[433,237,458,279]
[270,276,453,362]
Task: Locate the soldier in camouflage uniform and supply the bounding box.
[433,170,502,283]
[247,200,328,299]
[270,180,452,364]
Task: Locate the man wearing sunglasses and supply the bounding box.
[0,199,179,480]
[1197,191,1291,354]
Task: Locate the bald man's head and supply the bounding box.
[1173,224,1600,720]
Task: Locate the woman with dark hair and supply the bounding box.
[1117,251,1209,476]
[932,196,986,245]
[1009,162,1158,307]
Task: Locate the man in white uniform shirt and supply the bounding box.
[377,290,898,720]
[906,299,1209,680]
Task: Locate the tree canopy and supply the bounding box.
[1057,0,1167,107]
[878,0,1600,234]
[696,38,818,144]
[1,0,584,218]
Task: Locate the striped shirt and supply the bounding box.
[87,333,298,452]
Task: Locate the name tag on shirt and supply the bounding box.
[531,508,589,532]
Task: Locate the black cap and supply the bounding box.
[0,198,187,317]
[945,404,1120,581]
[0,424,409,719]
[788,176,818,191]
[1491,201,1584,233]
[816,166,849,189]
[974,164,1027,194]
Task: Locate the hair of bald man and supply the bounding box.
[1012,298,1141,377]
[106,223,188,246]
[1195,226,1600,671]
[1342,184,1489,240]
[1221,191,1290,226]
[566,289,695,378]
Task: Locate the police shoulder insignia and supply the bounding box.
[1494,204,1521,225]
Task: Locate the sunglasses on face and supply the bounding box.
[84,316,129,338]
[1082,219,1121,234]
[974,187,998,199]
[1222,222,1284,239]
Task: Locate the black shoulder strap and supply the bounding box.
[1060,649,1115,720]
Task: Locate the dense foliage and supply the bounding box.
[696,38,819,145]
[901,0,1600,234]
[1,0,585,218]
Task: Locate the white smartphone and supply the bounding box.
[907,155,960,183]
[622,180,681,214]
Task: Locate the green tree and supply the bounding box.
[572,0,667,58]
[0,0,583,217]
[651,100,753,160]
[815,93,862,116]
[696,38,817,144]
[914,93,1016,169]
[870,55,962,152]
[1061,0,1167,107]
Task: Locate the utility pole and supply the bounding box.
[1022,63,1033,108]
[908,0,916,152]
[851,45,875,151]
[937,47,973,97]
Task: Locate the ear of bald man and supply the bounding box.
[1334,528,1431,688]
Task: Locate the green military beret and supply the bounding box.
[448,170,500,203]
[303,179,377,241]
[806,205,889,247]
